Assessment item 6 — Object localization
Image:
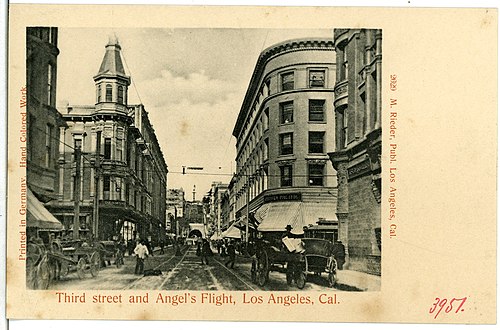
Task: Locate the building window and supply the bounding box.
[47,64,52,106]
[103,176,111,200]
[281,72,294,91]
[118,86,124,104]
[265,79,271,96]
[45,124,53,167]
[104,138,111,159]
[97,84,102,103]
[308,164,324,186]
[341,48,348,81]
[264,138,269,160]
[309,132,325,154]
[309,70,325,87]
[309,100,325,122]
[342,109,348,148]
[280,133,293,155]
[263,108,269,131]
[280,101,294,124]
[105,84,112,102]
[280,165,293,187]
[116,138,123,161]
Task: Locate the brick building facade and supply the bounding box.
[329,29,382,275]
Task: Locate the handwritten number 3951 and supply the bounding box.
[429,297,467,319]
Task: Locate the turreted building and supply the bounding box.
[48,38,168,243]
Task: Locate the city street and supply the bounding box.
[50,244,361,291]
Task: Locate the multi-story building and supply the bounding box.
[49,38,168,243]
[26,27,65,242]
[232,38,338,241]
[26,27,65,204]
[166,188,185,231]
[212,182,228,236]
[328,29,382,275]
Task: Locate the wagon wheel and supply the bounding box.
[327,257,337,288]
[250,258,257,283]
[76,257,87,279]
[89,252,101,277]
[256,250,269,287]
[36,257,51,290]
[59,262,69,278]
[295,271,306,289]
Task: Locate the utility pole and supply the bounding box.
[92,131,101,241]
[245,173,250,249]
[73,146,82,239]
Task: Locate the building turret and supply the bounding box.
[93,36,131,114]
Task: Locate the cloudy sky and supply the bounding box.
[57,28,333,200]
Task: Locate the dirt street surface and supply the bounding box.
[50,245,355,291]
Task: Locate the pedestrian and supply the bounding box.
[225,239,236,269]
[134,240,149,275]
[145,239,154,256]
[200,238,211,265]
[332,240,346,270]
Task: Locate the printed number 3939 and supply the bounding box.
[429,297,467,319]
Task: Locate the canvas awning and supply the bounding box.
[256,202,337,234]
[210,232,221,241]
[27,188,63,230]
[222,223,241,239]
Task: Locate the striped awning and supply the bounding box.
[256,202,337,234]
[27,188,63,230]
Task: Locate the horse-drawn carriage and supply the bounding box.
[250,237,337,289]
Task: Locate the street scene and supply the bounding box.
[25,27,382,292]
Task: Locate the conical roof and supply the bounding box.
[94,36,128,80]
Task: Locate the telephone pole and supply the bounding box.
[92,131,101,241]
[73,146,82,239]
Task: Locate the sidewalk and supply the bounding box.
[336,269,381,291]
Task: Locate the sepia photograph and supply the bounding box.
[5,4,497,324]
[25,27,382,292]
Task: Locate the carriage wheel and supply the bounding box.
[296,271,306,289]
[90,252,101,277]
[256,250,269,287]
[76,257,86,279]
[59,262,69,278]
[36,258,51,290]
[250,259,257,283]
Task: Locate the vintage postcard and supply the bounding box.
[4,4,497,324]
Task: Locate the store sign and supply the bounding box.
[347,159,371,180]
[264,193,302,203]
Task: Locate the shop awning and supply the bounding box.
[256,202,337,234]
[222,223,241,239]
[27,189,64,230]
[256,202,301,232]
[210,232,221,241]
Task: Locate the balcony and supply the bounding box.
[334,80,348,108]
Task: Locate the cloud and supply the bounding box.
[135,68,245,108]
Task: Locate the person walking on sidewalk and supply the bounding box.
[134,240,149,275]
[225,239,236,269]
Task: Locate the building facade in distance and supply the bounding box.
[329,29,382,275]
[232,38,338,241]
[49,38,168,243]
[166,188,185,232]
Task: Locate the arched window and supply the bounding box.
[118,86,124,104]
[97,84,102,102]
[105,84,112,102]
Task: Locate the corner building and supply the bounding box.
[329,29,382,275]
[232,38,338,240]
[49,39,168,243]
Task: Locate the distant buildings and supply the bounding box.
[329,29,382,275]
[48,38,168,243]
[232,38,338,241]
[166,188,185,231]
